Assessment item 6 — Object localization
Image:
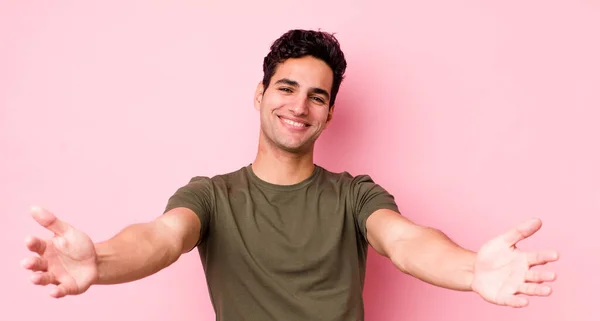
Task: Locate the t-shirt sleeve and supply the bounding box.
[163,176,214,247]
[351,175,400,242]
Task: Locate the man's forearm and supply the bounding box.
[93,221,182,285]
[389,227,476,291]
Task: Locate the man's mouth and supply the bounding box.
[278,116,309,128]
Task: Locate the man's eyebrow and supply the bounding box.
[274,78,299,87]
[310,87,330,100]
[274,78,331,100]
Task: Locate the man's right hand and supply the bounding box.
[21,206,99,298]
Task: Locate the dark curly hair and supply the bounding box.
[262,29,347,107]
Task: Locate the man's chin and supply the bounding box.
[276,141,313,154]
[260,131,315,154]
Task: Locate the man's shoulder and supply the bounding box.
[317,166,377,186]
[211,165,248,181]
[186,165,248,184]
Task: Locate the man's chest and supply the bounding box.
[206,186,361,271]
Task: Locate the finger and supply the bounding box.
[502,295,529,308]
[518,283,552,296]
[20,256,48,272]
[50,284,71,299]
[526,270,557,283]
[30,272,58,286]
[31,206,71,236]
[25,236,46,255]
[528,250,560,266]
[502,218,542,246]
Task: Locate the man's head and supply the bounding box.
[254,29,347,154]
[262,29,347,108]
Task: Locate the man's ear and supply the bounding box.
[254,81,265,111]
[327,104,335,123]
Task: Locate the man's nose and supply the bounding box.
[289,96,309,116]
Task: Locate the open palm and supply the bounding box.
[471,218,559,308]
[21,207,98,298]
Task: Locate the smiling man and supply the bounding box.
[22,29,559,321]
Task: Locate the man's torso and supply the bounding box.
[164,165,398,321]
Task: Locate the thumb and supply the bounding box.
[502,217,543,246]
[50,284,72,299]
[30,206,71,236]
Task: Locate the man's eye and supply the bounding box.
[279,87,292,93]
[311,96,325,104]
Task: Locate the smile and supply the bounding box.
[278,116,309,128]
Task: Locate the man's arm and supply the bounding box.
[365,209,560,308]
[365,209,476,291]
[23,206,202,298]
[94,207,201,285]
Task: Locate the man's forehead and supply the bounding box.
[273,77,330,95]
[272,73,332,93]
[274,57,332,80]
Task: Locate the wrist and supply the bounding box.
[466,250,479,292]
[92,242,110,285]
[468,251,477,291]
[459,250,477,292]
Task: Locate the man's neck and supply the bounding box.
[251,137,316,186]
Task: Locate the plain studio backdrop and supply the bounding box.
[1,1,598,320]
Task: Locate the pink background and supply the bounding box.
[1,1,598,320]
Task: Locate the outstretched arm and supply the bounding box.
[365,209,559,308]
[94,206,201,285]
[366,210,476,291]
[22,206,201,298]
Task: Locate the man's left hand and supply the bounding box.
[471,218,560,308]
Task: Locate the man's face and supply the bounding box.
[254,56,335,154]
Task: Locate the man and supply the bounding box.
[21,29,559,320]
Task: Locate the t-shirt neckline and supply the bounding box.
[245,163,322,191]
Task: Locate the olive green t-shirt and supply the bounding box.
[164,164,399,321]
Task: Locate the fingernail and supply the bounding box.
[30,206,40,212]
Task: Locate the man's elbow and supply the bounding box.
[156,208,202,257]
[386,226,440,272]
[149,220,187,266]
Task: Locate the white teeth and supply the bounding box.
[282,118,306,127]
